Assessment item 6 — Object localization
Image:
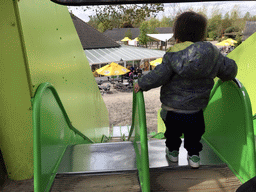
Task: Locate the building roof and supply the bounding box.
[242,21,256,41]
[70,15,167,65]
[85,45,165,65]
[71,14,120,49]
[103,28,140,42]
[147,33,173,42]
[104,27,173,41]
[156,27,173,34]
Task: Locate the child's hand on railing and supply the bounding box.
[134,81,141,93]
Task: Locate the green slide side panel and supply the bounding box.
[228,32,256,116]
[18,0,109,142]
[129,90,150,192]
[203,79,256,183]
[0,1,33,180]
[157,108,166,133]
[33,83,93,192]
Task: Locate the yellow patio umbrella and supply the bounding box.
[225,38,237,45]
[133,37,139,41]
[216,38,237,46]
[96,62,130,76]
[121,37,131,41]
[150,58,163,67]
[216,41,230,46]
[226,38,237,43]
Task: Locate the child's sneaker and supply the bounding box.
[187,155,200,168]
[166,148,179,162]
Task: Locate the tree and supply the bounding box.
[187,5,208,19]
[230,5,240,23]
[168,3,184,20]
[82,4,164,30]
[251,15,256,21]
[196,5,208,19]
[244,12,251,21]
[230,5,245,35]
[124,29,132,39]
[235,33,242,48]
[147,17,160,34]
[97,22,105,33]
[138,21,150,48]
[160,15,172,27]
[222,12,232,31]
[122,23,134,28]
[224,26,240,33]
[207,5,222,40]
[207,14,222,39]
[87,15,101,29]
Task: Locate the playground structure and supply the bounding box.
[1,0,256,191]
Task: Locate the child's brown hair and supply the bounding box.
[173,11,207,43]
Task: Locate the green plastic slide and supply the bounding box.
[33,83,94,192]
[0,0,109,181]
[129,90,150,192]
[227,32,256,134]
[204,79,255,183]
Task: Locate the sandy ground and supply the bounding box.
[101,81,161,134]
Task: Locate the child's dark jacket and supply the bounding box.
[138,41,238,110]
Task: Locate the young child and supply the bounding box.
[134,11,237,168]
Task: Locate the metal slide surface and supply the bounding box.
[55,139,224,174]
[49,139,241,191]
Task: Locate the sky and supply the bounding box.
[69,1,256,23]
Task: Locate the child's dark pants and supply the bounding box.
[163,110,205,156]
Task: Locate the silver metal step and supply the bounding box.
[57,139,225,175]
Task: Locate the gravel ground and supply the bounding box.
[101,81,161,134]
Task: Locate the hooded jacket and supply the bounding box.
[138,41,238,111]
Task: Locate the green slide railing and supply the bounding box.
[128,90,150,192]
[32,83,94,192]
[203,79,256,183]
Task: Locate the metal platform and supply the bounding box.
[57,139,225,175]
[148,139,225,168]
